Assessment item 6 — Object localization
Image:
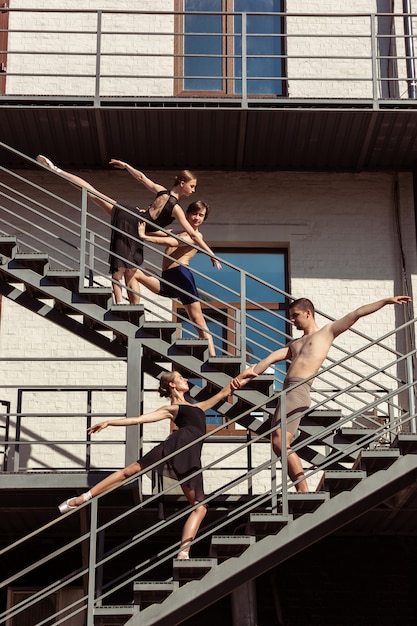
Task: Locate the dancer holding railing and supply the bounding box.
[58,370,246,559]
[36,155,219,304]
[235,295,412,492]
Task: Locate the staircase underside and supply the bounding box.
[131,455,417,626]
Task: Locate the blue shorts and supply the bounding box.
[159,265,199,305]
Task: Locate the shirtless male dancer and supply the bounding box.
[235,295,411,492]
[137,200,216,356]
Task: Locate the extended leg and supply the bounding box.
[59,461,142,512]
[185,302,216,357]
[36,155,115,215]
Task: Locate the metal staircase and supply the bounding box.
[1,145,417,625]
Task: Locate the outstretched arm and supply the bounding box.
[231,345,292,388]
[196,371,255,412]
[329,295,411,339]
[87,405,175,434]
[109,159,165,195]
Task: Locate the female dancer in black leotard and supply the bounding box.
[58,370,245,559]
[36,156,220,304]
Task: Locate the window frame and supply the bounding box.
[174,0,287,98]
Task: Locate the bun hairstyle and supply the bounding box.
[174,169,196,186]
[158,371,178,397]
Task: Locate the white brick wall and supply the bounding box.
[1,167,416,493]
[5,1,417,99]
[7,1,174,96]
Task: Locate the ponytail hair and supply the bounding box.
[158,371,178,398]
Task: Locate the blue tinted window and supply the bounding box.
[184,0,223,91]
[182,249,288,385]
[183,0,284,95]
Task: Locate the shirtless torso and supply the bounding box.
[285,324,335,380]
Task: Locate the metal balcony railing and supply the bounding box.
[0,8,417,107]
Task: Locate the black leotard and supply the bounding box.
[109,191,178,271]
[138,404,206,503]
[140,190,178,233]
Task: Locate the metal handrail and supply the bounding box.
[0,9,417,106]
[1,142,413,435]
[0,347,415,623]
[1,142,416,622]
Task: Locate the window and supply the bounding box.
[175,0,285,96]
[174,248,289,433]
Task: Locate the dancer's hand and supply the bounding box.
[138,221,146,238]
[211,257,222,270]
[109,159,127,169]
[88,421,109,435]
[388,295,412,305]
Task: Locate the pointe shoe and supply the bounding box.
[176,550,190,560]
[58,498,78,514]
[36,154,62,173]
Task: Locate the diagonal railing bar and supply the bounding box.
[1,371,415,621]
[0,178,81,229]
[0,214,80,269]
[2,144,412,373]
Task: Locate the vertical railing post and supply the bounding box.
[88,233,95,286]
[280,391,288,516]
[86,498,99,626]
[406,354,416,433]
[370,13,380,108]
[241,12,248,108]
[79,187,88,293]
[240,269,247,364]
[126,339,143,466]
[95,11,102,106]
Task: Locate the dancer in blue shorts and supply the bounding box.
[137,200,217,356]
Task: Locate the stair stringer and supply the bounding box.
[129,454,417,626]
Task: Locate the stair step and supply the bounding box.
[73,289,113,309]
[338,427,379,441]
[207,357,246,377]
[353,448,401,473]
[9,253,49,275]
[106,304,145,327]
[392,433,417,454]
[285,491,329,516]
[307,409,343,425]
[317,469,367,495]
[138,322,177,343]
[209,534,255,560]
[172,557,217,585]
[133,580,179,609]
[0,236,18,259]
[168,338,209,360]
[93,605,139,625]
[249,513,293,537]
[45,270,80,290]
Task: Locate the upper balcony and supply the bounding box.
[2,5,417,171]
